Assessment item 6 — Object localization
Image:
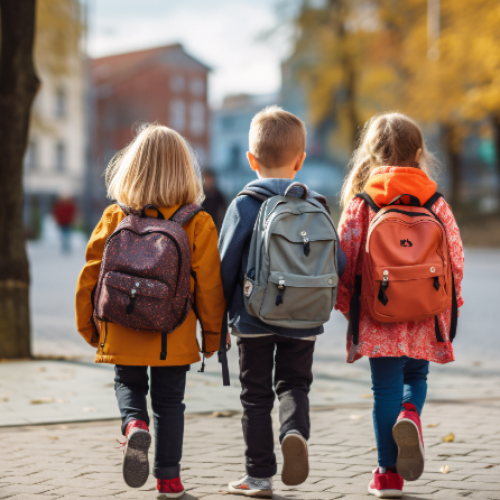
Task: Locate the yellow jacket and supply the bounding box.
[75,204,225,366]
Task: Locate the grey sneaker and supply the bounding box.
[281,430,309,486]
[228,475,273,498]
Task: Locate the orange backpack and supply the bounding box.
[350,192,458,344]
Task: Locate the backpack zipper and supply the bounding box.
[100,321,108,355]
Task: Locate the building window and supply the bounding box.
[190,78,205,96]
[170,100,186,131]
[25,140,37,171]
[171,75,185,93]
[190,102,205,136]
[55,87,66,118]
[55,141,66,172]
[230,144,241,167]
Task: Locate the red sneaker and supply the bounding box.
[368,467,404,498]
[393,403,425,481]
[157,477,185,499]
[120,420,151,488]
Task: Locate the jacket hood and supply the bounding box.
[364,166,437,207]
[244,178,327,205]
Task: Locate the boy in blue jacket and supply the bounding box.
[219,106,346,497]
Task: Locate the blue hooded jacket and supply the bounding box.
[218,178,347,339]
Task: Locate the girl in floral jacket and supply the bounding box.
[336,112,464,499]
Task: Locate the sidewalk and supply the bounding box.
[1,400,499,499]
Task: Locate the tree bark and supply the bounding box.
[442,123,463,209]
[490,113,500,208]
[0,0,40,358]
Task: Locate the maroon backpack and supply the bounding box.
[93,204,202,360]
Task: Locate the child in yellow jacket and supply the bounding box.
[75,124,225,499]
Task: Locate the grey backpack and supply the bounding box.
[240,182,339,329]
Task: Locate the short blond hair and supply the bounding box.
[340,112,440,208]
[105,123,204,210]
[249,106,306,168]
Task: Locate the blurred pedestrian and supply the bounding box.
[52,195,76,253]
[202,168,227,232]
[75,124,225,499]
[336,112,465,499]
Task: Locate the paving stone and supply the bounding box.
[0,401,498,498]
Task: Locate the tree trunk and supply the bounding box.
[490,113,500,208]
[442,123,462,209]
[0,0,39,358]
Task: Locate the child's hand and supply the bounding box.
[226,331,232,348]
[343,312,351,321]
[204,352,214,359]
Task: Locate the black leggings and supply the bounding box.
[114,364,189,480]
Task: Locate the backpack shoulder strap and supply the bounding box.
[355,192,380,213]
[237,190,270,203]
[423,192,444,211]
[170,204,204,226]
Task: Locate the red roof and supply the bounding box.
[92,43,209,84]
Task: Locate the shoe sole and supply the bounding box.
[393,419,424,481]
[123,429,151,488]
[281,434,309,486]
[368,485,403,498]
[157,490,185,499]
[228,484,272,498]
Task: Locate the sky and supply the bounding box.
[84,0,296,107]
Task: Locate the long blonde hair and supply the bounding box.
[106,123,204,210]
[340,112,439,208]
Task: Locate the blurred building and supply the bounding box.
[92,43,210,167]
[210,93,278,197]
[84,44,210,229]
[23,2,87,238]
[209,56,344,203]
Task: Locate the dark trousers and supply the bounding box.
[237,335,315,478]
[114,364,189,480]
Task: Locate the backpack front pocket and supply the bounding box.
[259,272,337,328]
[97,271,171,331]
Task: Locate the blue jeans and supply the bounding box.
[114,365,189,479]
[369,357,429,468]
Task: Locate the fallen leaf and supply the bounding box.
[472,360,482,367]
[30,398,54,405]
[350,414,362,420]
[0,397,8,402]
[55,398,64,404]
[369,446,377,451]
[48,436,59,440]
[485,464,496,469]
[440,465,450,473]
[360,394,373,399]
[59,425,68,430]
[83,407,96,412]
[441,432,455,443]
[211,411,236,418]
[37,367,47,372]
[427,423,440,428]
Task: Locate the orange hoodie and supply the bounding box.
[363,166,437,207]
[75,204,225,367]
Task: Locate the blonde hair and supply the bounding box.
[106,123,204,210]
[340,112,440,208]
[249,105,307,168]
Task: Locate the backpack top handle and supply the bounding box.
[388,194,421,207]
[140,204,165,220]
